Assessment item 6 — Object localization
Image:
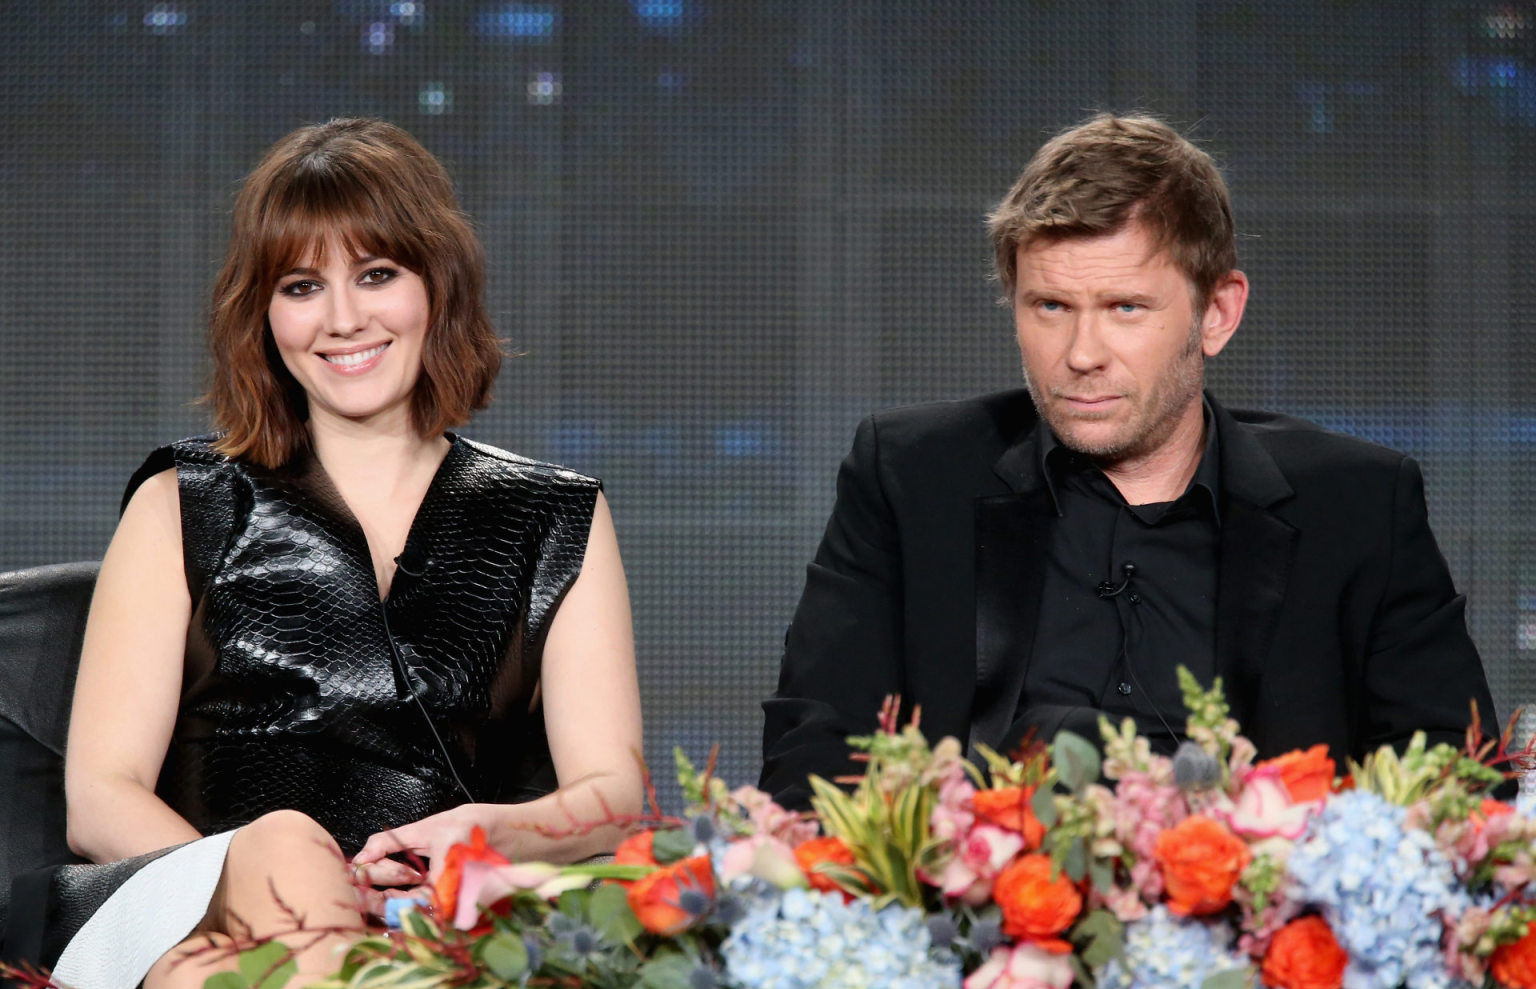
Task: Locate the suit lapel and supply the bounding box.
[1210,396,1299,724]
[970,431,1055,754]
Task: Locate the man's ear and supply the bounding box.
[1199,269,1249,359]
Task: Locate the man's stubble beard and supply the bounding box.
[1023,318,1206,465]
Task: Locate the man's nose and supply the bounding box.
[1064,313,1110,371]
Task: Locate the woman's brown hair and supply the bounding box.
[208,117,502,468]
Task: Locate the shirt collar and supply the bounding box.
[1037,397,1223,525]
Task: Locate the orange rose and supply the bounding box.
[614,830,659,868]
[1257,745,1336,802]
[991,854,1083,953]
[794,836,856,895]
[1493,925,1536,989]
[1261,916,1347,989]
[973,786,1046,851]
[626,855,715,935]
[1153,815,1250,916]
[432,825,510,920]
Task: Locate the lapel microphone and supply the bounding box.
[1097,561,1137,598]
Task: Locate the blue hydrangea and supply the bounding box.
[1096,905,1249,989]
[1287,790,1474,989]
[720,887,961,989]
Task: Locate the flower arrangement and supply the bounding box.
[8,671,1534,989]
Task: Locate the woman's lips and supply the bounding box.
[320,342,388,373]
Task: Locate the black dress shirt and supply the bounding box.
[1020,406,1221,752]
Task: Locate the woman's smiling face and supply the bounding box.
[267,237,431,430]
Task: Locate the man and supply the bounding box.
[760,113,1496,807]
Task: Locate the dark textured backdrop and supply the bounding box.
[2,1,1532,801]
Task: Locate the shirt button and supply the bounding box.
[1127,592,1140,604]
[1117,682,1132,695]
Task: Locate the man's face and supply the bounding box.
[1012,221,1235,465]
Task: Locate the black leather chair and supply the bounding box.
[0,562,97,942]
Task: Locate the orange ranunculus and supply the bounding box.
[991,854,1083,953]
[1257,744,1336,802]
[794,836,856,895]
[1261,915,1347,989]
[433,825,510,920]
[626,855,715,936]
[973,786,1046,851]
[1493,925,1536,989]
[1153,815,1250,916]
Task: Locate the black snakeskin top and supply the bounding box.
[124,435,600,856]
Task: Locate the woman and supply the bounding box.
[16,118,642,989]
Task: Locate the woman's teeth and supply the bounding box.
[323,344,387,366]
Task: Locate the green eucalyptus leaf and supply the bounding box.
[1052,731,1101,793]
[557,888,586,918]
[204,971,248,989]
[1072,908,1124,968]
[638,952,696,989]
[1087,856,1114,894]
[236,942,297,989]
[650,829,696,865]
[1063,837,1087,882]
[587,882,644,944]
[1031,784,1059,828]
[479,933,529,981]
[1200,966,1254,989]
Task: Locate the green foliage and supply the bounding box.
[649,829,696,864]
[1052,731,1100,794]
[1071,908,1124,970]
[1200,965,1256,989]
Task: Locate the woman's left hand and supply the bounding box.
[353,803,500,883]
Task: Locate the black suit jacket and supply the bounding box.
[760,390,1497,807]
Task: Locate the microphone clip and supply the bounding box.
[1096,561,1136,599]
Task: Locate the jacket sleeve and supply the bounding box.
[1361,455,1499,755]
[760,415,905,809]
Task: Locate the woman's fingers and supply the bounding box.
[353,827,418,865]
[352,857,424,888]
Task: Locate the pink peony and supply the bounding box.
[1218,766,1315,840]
[963,944,1074,989]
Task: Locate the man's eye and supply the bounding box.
[278,279,320,297]
[1038,301,1063,312]
[1115,303,1141,314]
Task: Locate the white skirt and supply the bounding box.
[50,830,237,989]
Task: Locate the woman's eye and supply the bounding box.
[360,267,398,286]
[278,279,320,297]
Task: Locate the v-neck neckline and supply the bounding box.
[291,434,462,603]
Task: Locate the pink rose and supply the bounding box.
[933,824,1024,904]
[964,944,1074,989]
[1218,766,1314,840]
[930,776,978,844]
[717,834,806,889]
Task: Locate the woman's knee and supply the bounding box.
[230,809,341,864]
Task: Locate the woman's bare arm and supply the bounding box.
[64,467,202,862]
[354,490,643,872]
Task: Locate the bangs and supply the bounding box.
[254,171,428,289]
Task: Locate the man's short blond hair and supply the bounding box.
[989,113,1236,311]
